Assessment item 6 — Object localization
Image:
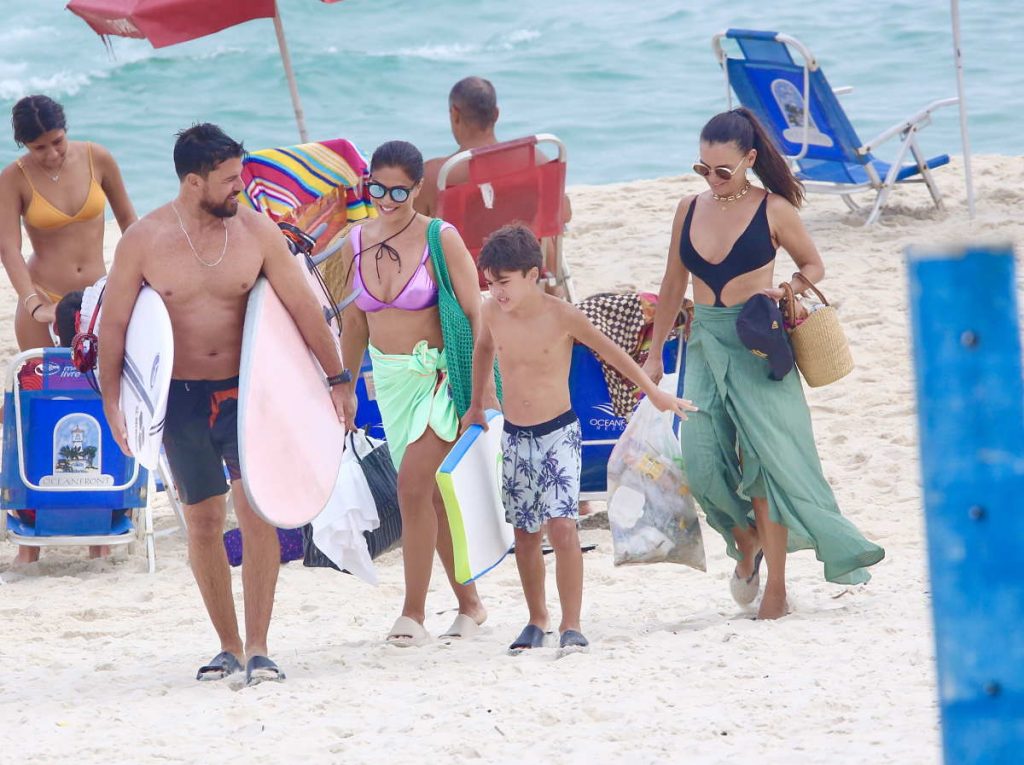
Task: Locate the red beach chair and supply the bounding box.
[436,134,575,301]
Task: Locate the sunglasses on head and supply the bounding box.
[692,157,747,181]
[367,180,414,203]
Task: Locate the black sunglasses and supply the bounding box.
[367,180,415,203]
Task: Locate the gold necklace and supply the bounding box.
[712,181,751,209]
[172,202,228,268]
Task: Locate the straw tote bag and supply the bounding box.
[426,218,502,415]
[779,281,854,387]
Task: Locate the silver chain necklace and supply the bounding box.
[171,202,228,268]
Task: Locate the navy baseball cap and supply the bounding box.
[735,294,794,381]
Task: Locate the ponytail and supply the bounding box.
[700,107,805,208]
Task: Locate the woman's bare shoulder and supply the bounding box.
[675,193,699,216]
[764,192,803,230]
[0,160,29,207]
[86,141,119,169]
[0,159,26,185]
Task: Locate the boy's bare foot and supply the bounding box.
[756,587,789,620]
[88,545,111,559]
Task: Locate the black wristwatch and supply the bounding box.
[326,369,353,387]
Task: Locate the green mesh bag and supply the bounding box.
[427,218,501,416]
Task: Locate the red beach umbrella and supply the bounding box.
[66,0,345,142]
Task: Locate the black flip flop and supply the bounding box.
[196,650,243,681]
[245,655,285,686]
[556,630,590,658]
[508,624,549,655]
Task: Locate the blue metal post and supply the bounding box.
[907,243,1024,764]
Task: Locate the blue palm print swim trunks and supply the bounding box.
[501,410,582,533]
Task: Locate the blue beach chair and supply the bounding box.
[570,336,683,499]
[712,29,958,224]
[1,348,152,568]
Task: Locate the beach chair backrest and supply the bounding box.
[1,348,147,515]
[437,135,568,265]
[720,29,866,173]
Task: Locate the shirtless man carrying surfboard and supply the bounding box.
[98,124,349,685]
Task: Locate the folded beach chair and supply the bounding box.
[0,349,154,568]
[436,134,576,300]
[712,29,958,224]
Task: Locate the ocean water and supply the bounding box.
[0,0,1020,214]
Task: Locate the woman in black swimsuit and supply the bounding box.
[644,108,883,619]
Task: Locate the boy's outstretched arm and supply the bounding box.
[563,303,698,418]
[462,301,499,430]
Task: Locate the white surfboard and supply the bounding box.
[118,286,174,471]
[238,276,345,528]
[436,409,512,584]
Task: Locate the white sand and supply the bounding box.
[2,157,1022,764]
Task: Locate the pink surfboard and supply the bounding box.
[238,276,345,528]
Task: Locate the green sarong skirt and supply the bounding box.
[369,340,459,470]
[680,304,884,584]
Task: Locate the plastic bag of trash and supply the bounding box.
[606,374,705,570]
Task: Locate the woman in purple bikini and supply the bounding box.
[334,140,495,646]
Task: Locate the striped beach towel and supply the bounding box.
[241,137,374,224]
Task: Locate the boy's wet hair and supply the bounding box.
[370,140,424,183]
[55,290,84,347]
[478,224,543,276]
[173,123,245,180]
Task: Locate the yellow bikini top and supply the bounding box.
[18,143,107,230]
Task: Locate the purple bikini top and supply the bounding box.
[351,222,451,313]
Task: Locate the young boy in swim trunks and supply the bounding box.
[464,224,697,656]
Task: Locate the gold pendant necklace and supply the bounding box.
[712,180,751,209]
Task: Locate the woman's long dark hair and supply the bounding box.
[700,107,804,208]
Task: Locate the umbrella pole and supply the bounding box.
[951,0,975,219]
[273,4,309,143]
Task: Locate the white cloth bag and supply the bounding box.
[311,431,383,585]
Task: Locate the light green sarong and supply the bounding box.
[680,304,885,584]
[369,340,459,470]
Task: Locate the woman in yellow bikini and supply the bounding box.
[0,94,136,350]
